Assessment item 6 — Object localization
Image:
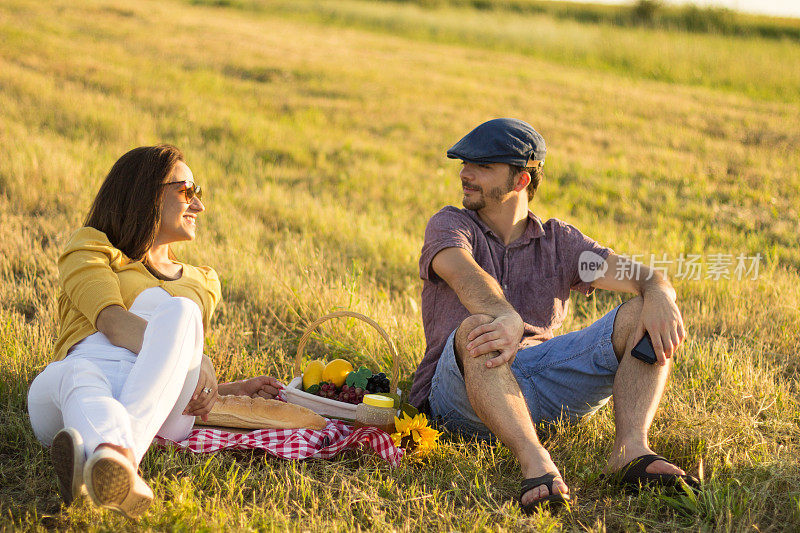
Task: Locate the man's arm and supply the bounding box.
[591,253,686,364]
[431,247,524,368]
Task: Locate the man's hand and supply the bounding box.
[431,247,525,368]
[592,253,686,365]
[183,355,218,420]
[639,285,686,365]
[465,312,524,368]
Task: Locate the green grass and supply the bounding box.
[367,0,800,41]
[1,0,799,530]
[192,0,800,102]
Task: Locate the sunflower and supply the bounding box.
[391,412,441,455]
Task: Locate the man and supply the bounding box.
[410,118,699,513]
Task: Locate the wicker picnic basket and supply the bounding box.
[282,311,400,420]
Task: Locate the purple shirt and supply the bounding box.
[410,206,612,409]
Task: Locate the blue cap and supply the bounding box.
[446,118,546,167]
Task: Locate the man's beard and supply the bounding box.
[461,180,513,211]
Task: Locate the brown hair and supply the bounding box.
[84,145,184,261]
[509,163,544,201]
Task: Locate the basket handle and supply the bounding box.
[294,311,400,393]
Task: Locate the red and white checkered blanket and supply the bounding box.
[154,420,403,466]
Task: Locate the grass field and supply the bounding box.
[1,0,799,530]
[367,0,800,41]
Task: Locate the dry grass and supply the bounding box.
[1,0,799,530]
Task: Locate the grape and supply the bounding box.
[366,373,390,394]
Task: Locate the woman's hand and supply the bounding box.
[183,355,218,421]
[218,376,285,399]
[241,376,285,399]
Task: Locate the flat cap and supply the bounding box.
[446,118,546,167]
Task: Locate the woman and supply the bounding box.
[27,145,282,519]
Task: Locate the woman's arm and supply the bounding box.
[97,304,223,418]
[59,229,128,330]
[183,355,219,420]
[218,376,284,399]
[95,305,148,354]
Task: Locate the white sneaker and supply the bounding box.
[51,427,86,505]
[84,447,153,519]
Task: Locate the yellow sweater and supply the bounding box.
[53,227,222,361]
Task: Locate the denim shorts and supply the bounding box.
[428,305,621,439]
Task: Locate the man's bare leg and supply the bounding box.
[455,314,569,505]
[607,297,686,476]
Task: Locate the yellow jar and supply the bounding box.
[355,394,396,433]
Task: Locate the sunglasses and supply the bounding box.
[164,180,203,203]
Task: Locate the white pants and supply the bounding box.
[27,291,204,463]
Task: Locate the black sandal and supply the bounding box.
[520,473,569,514]
[617,454,700,491]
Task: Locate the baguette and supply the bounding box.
[196,395,327,430]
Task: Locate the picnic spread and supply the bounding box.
[156,312,440,466]
[155,418,405,466]
[196,395,327,430]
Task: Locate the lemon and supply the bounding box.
[302,360,325,391]
[322,358,353,387]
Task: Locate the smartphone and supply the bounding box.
[631,332,658,364]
